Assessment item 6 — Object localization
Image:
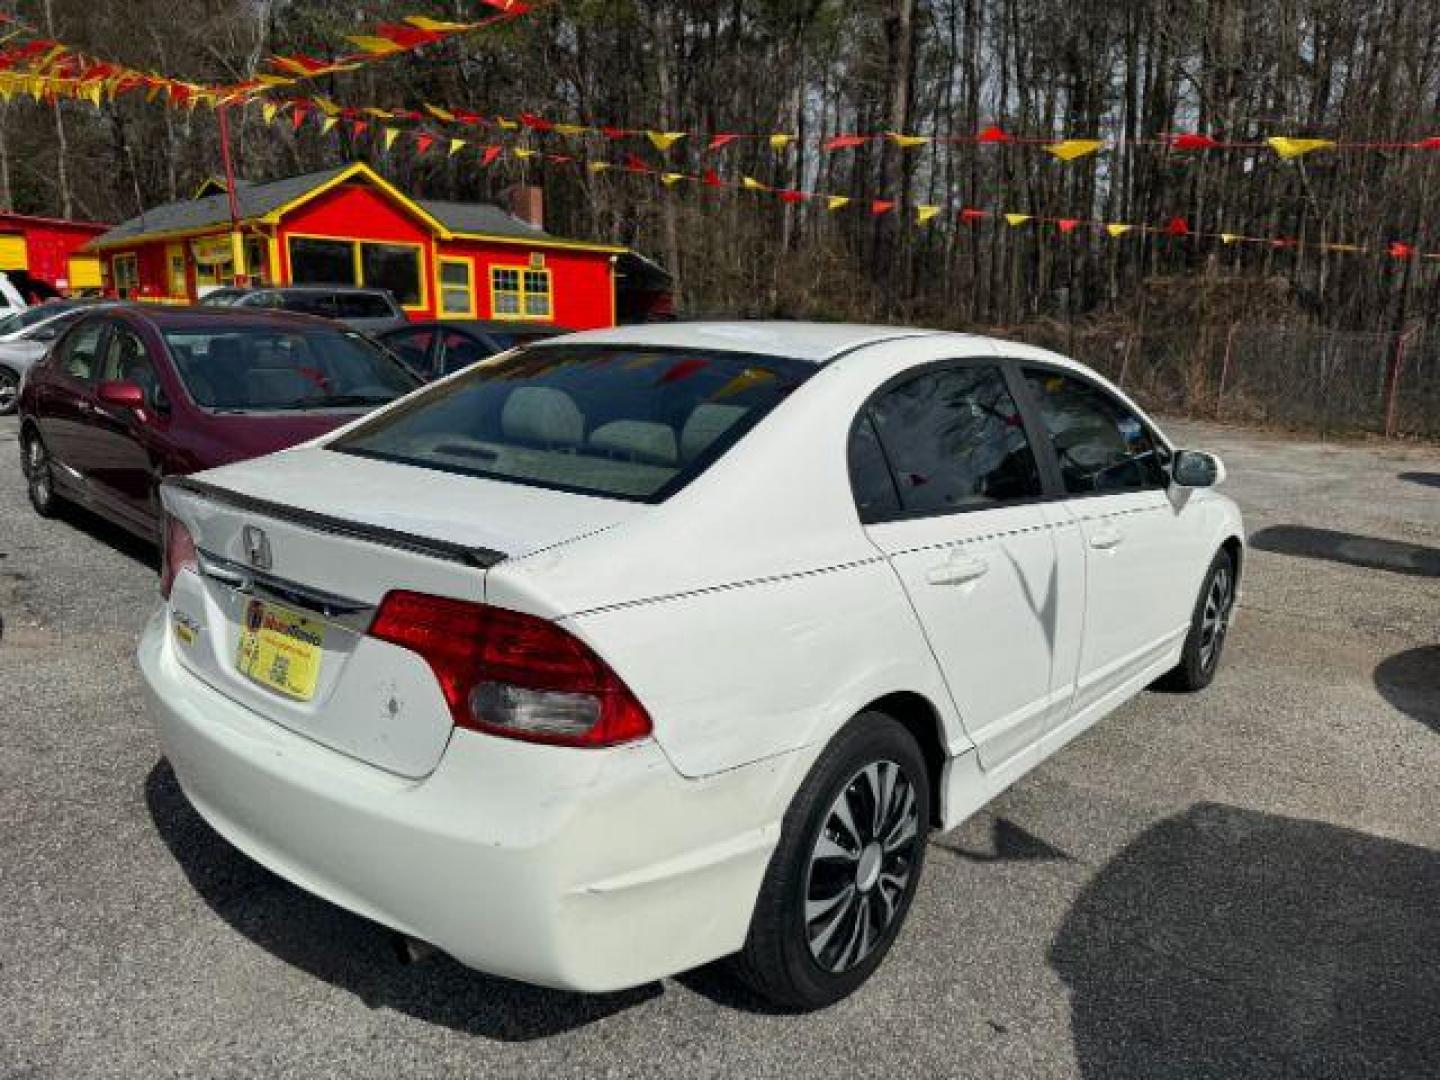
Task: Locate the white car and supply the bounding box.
[139,322,1243,1008]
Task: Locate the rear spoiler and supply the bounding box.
[162,476,506,570]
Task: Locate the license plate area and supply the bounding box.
[235,597,326,701]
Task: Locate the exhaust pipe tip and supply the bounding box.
[391,933,439,966]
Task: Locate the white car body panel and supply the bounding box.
[140,322,1245,993]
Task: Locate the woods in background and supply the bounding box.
[3,0,1440,338]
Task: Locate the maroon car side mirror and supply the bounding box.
[97,380,147,412]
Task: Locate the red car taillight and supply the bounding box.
[160,515,198,599]
[368,590,652,748]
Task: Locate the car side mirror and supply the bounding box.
[1172,449,1225,488]
[98,379,147,412]
[32,326,59,341]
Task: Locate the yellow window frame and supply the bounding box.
[489,264,553,321]
[284,233,430,313]
[436,256,477,318]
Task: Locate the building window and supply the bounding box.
[112,253,139,297]
[244,237,268,285]
[438,258,475,316]
[490,265,552,320]
[361,243,422,307]
[167,244,187,296]
[289,237,356,287]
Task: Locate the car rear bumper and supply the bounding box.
[138,608,795,992]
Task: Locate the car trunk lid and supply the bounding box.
[159,447,645,778]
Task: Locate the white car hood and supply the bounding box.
[194,445,648,560]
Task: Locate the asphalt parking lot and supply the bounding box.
[2,412,1438,1079]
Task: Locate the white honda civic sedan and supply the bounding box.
[139,322,1243,1009]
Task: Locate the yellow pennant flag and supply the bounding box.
[364,107,393,119]
[1220,233,1240,245]
[311,97,341,116]
[1267,136,1335,160]
[495,116,519,131]
[405,15,472,32]
[255,74,295,87]
[769,133,794,151]
[646,130,686,151]
[588,161,613,173]
[1322,242,1362,253]
[741,176,768,191]
[383,127,400,151]
[347,36,405,56]
[1004,213,1032,227]
[1105,223,1132,237]
[320,116,339,135]
[888,132,930,148]
[512,147,537,159]
[261,102,279,124]
[661,172,685,186]
[449,138,467,156]
[554,123,589,137]
[1045,138,1105,161]
[82,82,104,107]
[826,195,851,212]
[916,205,941,224]
[425,104,456,122]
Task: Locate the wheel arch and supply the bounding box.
[1221,533,1244,587]
[859,690,948,828]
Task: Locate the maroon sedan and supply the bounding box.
[17,306,420,542]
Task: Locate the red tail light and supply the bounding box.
[160,515,198,599]
[368,590,652,748]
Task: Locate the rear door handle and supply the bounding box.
[927,553,990,586]
[1089,526,1124,550]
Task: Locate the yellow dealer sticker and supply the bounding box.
[235,598,325,701]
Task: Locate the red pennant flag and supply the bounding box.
[976,125,1011,143]
[481,145,502,166]
[1271,238,1298,249]
[778,189,807,203]
[374,23,445,49]
[289,107,308,132]
[1056,218,1081,234]
[482,0,532,12]
[824,134,868,151]
[1170,133,1220,151]
[1416,137,1440,150]
[349,120,368,137]
[624,153,650,173]
[959,208,989,223]
[453,109,485,126]
[393,109,424,122]
[707,133,739,151]
[702,169,722,187]
[520,112,554,132]
[549,154,574,165]
[1165,215,1190,236]
[415,133,436,154]
[1389,241,1417,258]
[601,126,627,140]
[870,200,895,216]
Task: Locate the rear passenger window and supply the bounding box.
[857,365,1042,517]
[57,321,106,382]
[1022,368,1168,493]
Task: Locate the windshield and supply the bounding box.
[163,326,419,412]
[0,304,72,336]
[329,344,815,502]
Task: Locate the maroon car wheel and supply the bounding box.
[23,432,59,517]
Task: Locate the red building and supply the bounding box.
[88,163,668,327]
[0,211,107,293]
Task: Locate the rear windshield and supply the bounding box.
[164,327,419,412]
[329,344,815,502]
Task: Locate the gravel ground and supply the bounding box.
[1,413,1437,1079]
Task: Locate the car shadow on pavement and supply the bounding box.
[1398,471,1440,490]
[1049,802,1440,1079]
[1248,524,1440,578]
[57,502,159,572]
[143,759,661,1040]
[1374,647,1440,734]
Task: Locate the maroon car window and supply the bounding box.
[162,326,417,411]
[101,327,165,409]
[57,322,106,382]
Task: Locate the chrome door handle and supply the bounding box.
[926,554,990,586]
[1089,527,1124,550]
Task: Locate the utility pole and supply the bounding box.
[218,104,248,286]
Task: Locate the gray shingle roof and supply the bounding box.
[92,166,560,248]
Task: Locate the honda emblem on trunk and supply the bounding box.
[242,526,273,572]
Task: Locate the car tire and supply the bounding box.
[731,712,930,1011]
[1161,547,1236,692]
[21,429,60,517]
[0,365,19,415]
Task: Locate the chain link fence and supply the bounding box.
[1004,323,1440,440]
